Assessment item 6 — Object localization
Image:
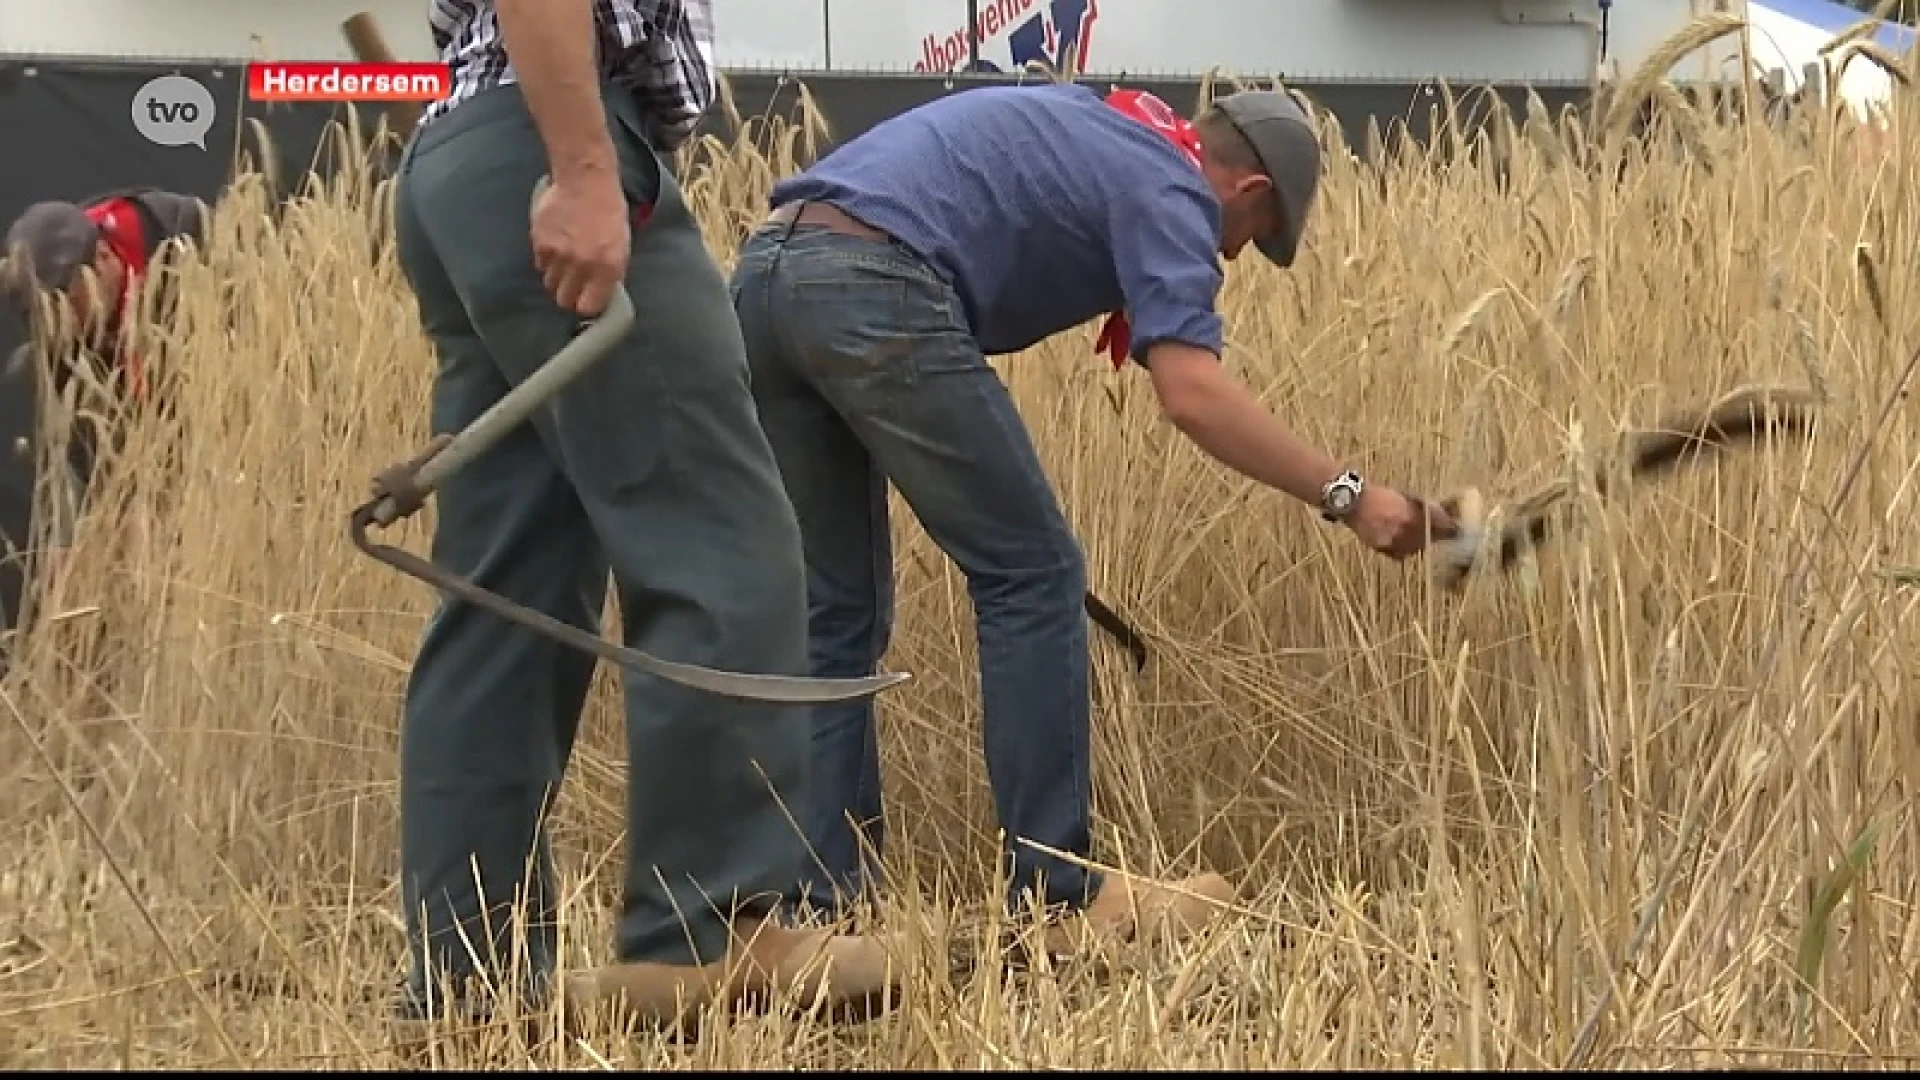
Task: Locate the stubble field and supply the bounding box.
[5,43,1920,1070]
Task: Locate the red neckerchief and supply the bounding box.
[1096,89,1205,370]
[82,197,152,399]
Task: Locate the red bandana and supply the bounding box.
[82,197,153,399]
[1095,89,1204,371]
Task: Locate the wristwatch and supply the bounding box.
[1320,469,1365,523]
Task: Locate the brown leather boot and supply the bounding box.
[1040,871,1237,956]
[563,918,905,1031]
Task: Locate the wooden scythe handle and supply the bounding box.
[341,12,427,142]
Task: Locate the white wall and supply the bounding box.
[758,0,1608,83]
[0,0,439,63]
[0,0,1748,87]
[1748,2,1905,120]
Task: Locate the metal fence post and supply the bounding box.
[967,0,981,70]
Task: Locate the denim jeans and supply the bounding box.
[730,217,1101,917]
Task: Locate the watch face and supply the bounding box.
[1328,485,1356,513]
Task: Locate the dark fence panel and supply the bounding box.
[0,57,1588,631]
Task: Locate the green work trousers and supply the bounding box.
[388,81,814,1010]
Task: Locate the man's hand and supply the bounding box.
[531,170,630,317]
[1347,486,1455,560]
[1144,344,1459,561]
[496,0,626,316]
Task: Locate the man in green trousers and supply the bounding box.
[387,0,897,1028]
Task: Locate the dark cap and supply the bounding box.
[4,201,102,299]
[1212,90,1322,268]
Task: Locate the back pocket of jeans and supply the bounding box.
[785,271,916,384]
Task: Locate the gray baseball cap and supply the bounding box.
[1212,90,1322,268]
[4,201,101,298]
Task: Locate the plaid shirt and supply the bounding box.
[420,0,716,150]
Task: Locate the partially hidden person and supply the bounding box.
[2,187,207,613]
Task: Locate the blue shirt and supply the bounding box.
[768,83,1226,364]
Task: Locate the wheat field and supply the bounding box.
[5,34,1920,1067]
